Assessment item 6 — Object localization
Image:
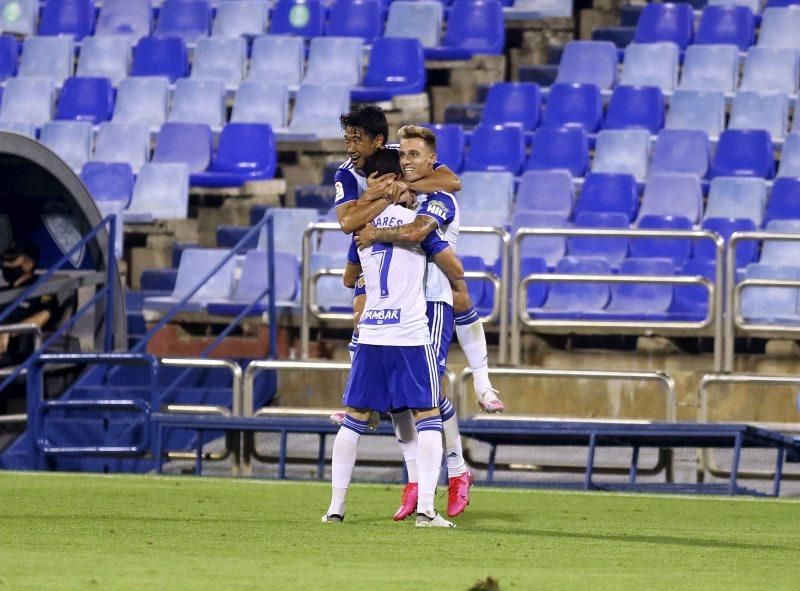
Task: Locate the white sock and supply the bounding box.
[414,416,443,516]
[440,397,466,478]
[391,409,419,483]
[327,415,367,517]
[454,307,492,393]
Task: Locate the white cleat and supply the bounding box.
[477,387,505,413]
[321,513,344,523]
[415,512,456,528]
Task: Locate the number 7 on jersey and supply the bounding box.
[371,243,393,298]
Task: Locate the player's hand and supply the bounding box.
[362,172,395,202]
[355,224,377,249]
[0,333,9,354]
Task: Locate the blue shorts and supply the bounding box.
[427,301,454,377]
[343,344,441,412]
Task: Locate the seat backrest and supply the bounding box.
[568,211,629,268]
[18,35,73,83]
[303,37,363,86]
[671,258,716,317]
[697,216,758,266]
[740,47,799,95]
[665,89,726,137]
[441,0,504,54]
[268,0,325,37]
[231,81,288,128]
[729,91,789,139]
[639,172,703,222]
[153,122,213,173]
[515,170,574,217]
[384,0,442,48]
[709,0,760,13]
[324,0,383,42]
[555,40,618,89]
[76,36,131,87]
[112,76,169,127]
[512,211,569,267]
[591,129,651,182]
[0,0,37,36]
[631,214,694,266]
[620,42,679,91]
[694,4,754,50]
[463,124,525,174]
[0,35,17,82]
[425,123,464,173]
[236,250,299,303]
[0,122,36,137]
[541,82,602,132]
[288,83,351,138]
[634,2,694,49]
[649,129,710,178]
[362,37,425,93]
[757,6,800,48]
[95,0,151,42]
[55,77,115,123]
[603,85,664,134]
[264,208,319,258]
[705,176,766,224]
[131,36,188,82]
[170,248,237,302]
[212,0,268,39]
[40,120,93,170]
[710,129,775,179]
[766,176,800,221]
[38,0,95,40]
[609,257,674,313]
[678,44,739,93]
[740,262,800,321]
[154,0,211,44]
[80,161,135,207]
[761,219,800,264]
[128,162,190,220]
[777,133,800,178]
[543,256,611,311]
[457,171,515,219]
[210,123,276,179]
[92,122,151,173]
[456,213,506,265]
[0,77,55,126]
[168,78,225,127]
[191,36,246,86]
[525,126,589,177]
[481,82,541,131]
[248,35,305,85]
[576,172,639,220]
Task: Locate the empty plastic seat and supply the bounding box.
[757,6,800,49]
[678,44,740,93]
[153,122,212,173]
[191,123,276,187]
[457,171,515,219]
[595,257,675,318]
[154,0,211,44]
[694,4,754,50]
[384,0,442,48]
[18,36,73,84]
[525,126,589,177]
[665,90,726,137]
[112,76,169,128]
[231,81,288,128]
[603,85,664,133]
[92,122,151,173]
[0,122,35,137]
[634,2,694,49]
[212,0,268,39]
[269,208,319,259]
[777,134,800,177]
[130,36,188,82]
[191,37,246,86]
[463,124,525,174]
[55,77,114,123]
[591,129,651,182]
[324,0,382,42]
[427,0,505,59]
[0,78,55,127]
[705,176,766,224]
[518,256,549,311]
[40,120,92,171]
[619,42,679,92]
[515,170,574,217]
[303,37,363,87]
[766,177,800,221]
[38,0,94,40]
[287,84,350,139]
[630,214,693,266]
[351,38,425,102]
[568,211,629,268]
[541,83,603,133]
[248,35,304,86]
[739,47,799,95]
[458,209,507,265]
[696,216,758,266]
[760,219,800,264]
[709,0,760,13]
[668,259,716,321]
[460,255,488,314]
[168,79,225,127]
[307,253,351,312]
[729,91,789,140]
[0,35,17,82]
[555,41,618,90]
[740,263,800,324]
[95,0,152,42]
[481,82,541,131]
[269,0,324,37]
[80,161,135,208]
[649,129,710,178]
[575,172,639,221]
[426,123,464,173]
[125,162,190,222]
[639,173,703,222]
[711,130,775,178]
[529,256,611,317]
[512,211,569,268]
[0,0,37,36]
[76,37,131,87]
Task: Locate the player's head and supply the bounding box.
[397,125,437,183]
[340,105,388,171]
[362,149,402,179]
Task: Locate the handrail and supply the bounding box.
[511,227,725,369]
[309,268,354,321]
[0,323,42,349]
[160,357,243,417]
[300,222,341,359]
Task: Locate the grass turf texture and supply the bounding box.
[1,472,798,590]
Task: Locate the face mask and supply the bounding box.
[2,266,24,285]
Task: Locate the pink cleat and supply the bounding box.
[447,471,474,517]
[477,388,505,413]
[393,482,418,521]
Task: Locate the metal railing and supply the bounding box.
[300,222,342,359]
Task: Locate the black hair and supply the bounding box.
[3,242,39,262]
[362,149,401,178]
[339,105,388,144]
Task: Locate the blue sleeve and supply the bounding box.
[334,168,359,207]
[417,192,456,228]
[433,161,443,170]
[346,237,360,265]
[420,231,449,258]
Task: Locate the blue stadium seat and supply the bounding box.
[602,85,664,134]
[427,0,505,60]
[592,257,675,319]
[525,126,589,177]
[457,210,507,265]
[460,255,488,314]
[248,35,304,86]
[303,37,363,87]
[512,211,569,268]
[757,6,800,49]
[481,82,541,131]
[518,256,549,311]
[317,228,351,259]
[0,0,36,36]
[457,171,515,219]
[40,120,93,171]
[324,0,383,42]
[709,0,760,14]
[140,269,178,292]
[92,122,151,173]
[55,77,114,123]
[0,122,36,137]
[665,90,725,138]
[668,259,716,321]
[0,35,18,83]
[568,211,629,268]
[710,130,775,178]
[765,177,800,221]
[463,124,525,174]
[18,36,73,84]
[694,4,754,50]
[649,129,710,178]
[704,176,767,225]
[426,123,464,173]
[269,0,325,37]
[125,162,190,222]
[638,172,703,222]
[506,0,572,17]
[231,81,288,128]
[619,42,679,92]
[191,123,276,187]
[740,263,800,325]
[112,76,169,128]
[541,83,602,133]
[677,44,739,93]
[591,129,651,182]
[80,162,135,208]
[760,219,800,264]
[95,0,151,42]
[777,134,800,177]
[575,172,639,221]
[154,0,211,44]
[728,91,789,140]
[168,79,225,128]
[153,122,213,173]
[287,84,350,139]
[131,36,188,82]
[38,0,95,40]
[739,47,799,95]
[695,217,758,267]
[515,170,574,217]
[307,253,351,312]
[529,256,611,318]
[384,0,442,48]
[191,37,246,86]
[212,0,268,39]
[268,208,319,259]
[555,41,618,90]
[351,38,425,102]
[634,2,694,49]
[76,36,131,87]
[630,214,693,267]
[0,78,55,127]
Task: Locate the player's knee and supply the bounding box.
[411,407,440,421]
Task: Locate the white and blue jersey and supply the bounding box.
[416,191,459,306]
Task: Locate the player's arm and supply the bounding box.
[356,216,437,248]
[335,171,395,234]
[406,165,461,194]
[343,238,362,288]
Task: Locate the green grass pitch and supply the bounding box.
[1,472,798,590]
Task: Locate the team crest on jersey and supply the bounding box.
[334,181,344,202]
[356,275,366,289]
[427,200,448,219]
[361,308,401,325]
